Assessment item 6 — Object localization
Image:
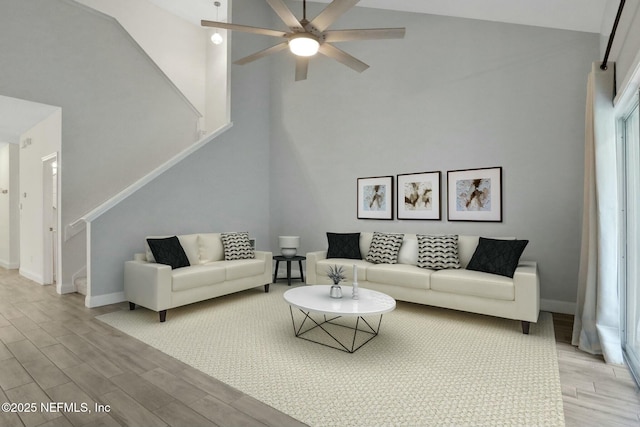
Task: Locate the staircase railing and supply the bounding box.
[64,122,233,241]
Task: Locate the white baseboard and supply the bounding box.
[58,281,76,294]
[19,268,44,285]
[0,259,19,269]
[541,298,575,315]
[85,291,125,308]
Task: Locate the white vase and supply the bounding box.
[281,248,297,258]
[330,284,342,298]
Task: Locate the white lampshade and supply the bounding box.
[288,34,319,57]
[211,32,223,45]
[278,236,300,248]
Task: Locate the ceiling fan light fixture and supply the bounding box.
[288,34,319,57]
[211,31,223,45]
[210,1,223,45]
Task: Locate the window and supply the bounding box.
[621,94,640,385]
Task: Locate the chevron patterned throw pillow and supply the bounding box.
[220,231,255,260]
[417,234,461,270]
[365,232,404,264]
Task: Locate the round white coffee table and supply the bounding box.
[283,285,396,353]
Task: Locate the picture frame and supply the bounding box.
[357,176,394,220]
[447,167,502,222]
[397,171,441,220]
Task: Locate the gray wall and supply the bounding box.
[65,0,600,307]
[89,0,273,297]
[614,0,640,90]
[0,0,201,287]
[269,5,599,305]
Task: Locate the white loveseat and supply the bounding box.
[124,233,272,322]
[306,233,539,333]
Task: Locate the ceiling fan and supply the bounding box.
[201,0,406,81]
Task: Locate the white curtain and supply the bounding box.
[572,62,623,364]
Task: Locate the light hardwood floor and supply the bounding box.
[0,267,639,426]
[553,313,640,426]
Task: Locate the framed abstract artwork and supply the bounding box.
[447,167,502,222]
[397,171,441,220]
[357,176,394,220]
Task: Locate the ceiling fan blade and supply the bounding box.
[201,20,287,38]
[295,57,309,81]
[266,0,303,31]
[309,0,360,32]
[318,43,369,73]
[324,28,406,42]
[234,42,289,65]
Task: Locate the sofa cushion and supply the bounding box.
[430,269,514,300]
[397,235,418,265]
[145,234,200,266]
[417,234,461,270]
[220,232,255,260]
[316,259,373,282]
[222,259,265,281]
[467,237,528,278]
[365,232,404,264]
[198,233,224,264]
[367,264,432,290]
[327,232,362,259]
[172,265,226,291]
[146,237,190,270]
[359,232,374,258]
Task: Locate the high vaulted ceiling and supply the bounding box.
[148,0,618,34]
[1,0,621,143]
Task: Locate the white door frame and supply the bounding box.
[41,152,61,287]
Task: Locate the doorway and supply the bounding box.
[42,153,59,285]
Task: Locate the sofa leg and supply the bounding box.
[264,283,270,293]
[521,321,530,335]
[159,310,167,322]
[129,302,135,311]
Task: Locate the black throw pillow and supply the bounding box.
[466,237,529,278]
[327,232,362,259]
[146,236,190,270]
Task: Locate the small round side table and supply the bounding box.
[273,255,306,286]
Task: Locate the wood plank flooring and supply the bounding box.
[553,313,640,426]
[0,267,639,426]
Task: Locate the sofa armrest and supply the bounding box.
[124,260,172,312]
[513,261,540,323]
[254,251,273,275]
[306,251,327,285]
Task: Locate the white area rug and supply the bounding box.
[97,285,565,426]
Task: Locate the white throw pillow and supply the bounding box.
[198,233,224,264]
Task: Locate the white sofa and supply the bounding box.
[124,233,273,322]
[306,233,539,334]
